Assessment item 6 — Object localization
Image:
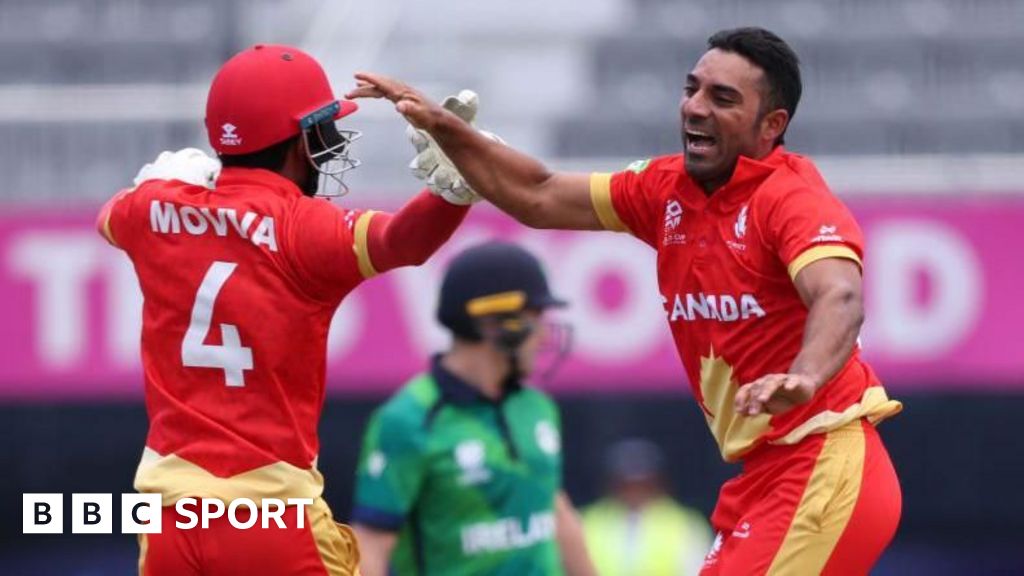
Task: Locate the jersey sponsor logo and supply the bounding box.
[663,292,767,323]
[534,421,560,456]
[219,123,242,147]
[460,511,556,555]
[455,440,491,486]
[811,224,843,244]
[149,200,279,252]
[625,158,651,174]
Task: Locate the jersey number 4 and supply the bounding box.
[181,261,254,387]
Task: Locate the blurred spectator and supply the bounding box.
[582,439,712,576]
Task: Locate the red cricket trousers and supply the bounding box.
[701,419,901,575]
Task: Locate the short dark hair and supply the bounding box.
[707,27,802,144]
[218,135,298,171]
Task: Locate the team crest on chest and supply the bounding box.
[734,205,748,239]
[727,204,749,252]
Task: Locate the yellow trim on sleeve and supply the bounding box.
[353,211,378,279]
[787,245,862,281]
[100,213,118,247]
[466,290,527,317]
[589,173,628,233]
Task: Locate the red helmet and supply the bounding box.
[205,44,358,156]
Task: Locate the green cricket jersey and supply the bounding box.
[353,356,564,575]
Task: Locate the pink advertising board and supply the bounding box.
[1,197,1022,400]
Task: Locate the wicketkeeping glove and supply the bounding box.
[133,147,221,190]
[407,90,503,205]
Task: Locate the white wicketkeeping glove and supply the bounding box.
[133,147,222,190]
[408,90,504,206]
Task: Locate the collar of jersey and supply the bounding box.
[431,354,522,406]
[669,146,788,207]
[216,167,306,198]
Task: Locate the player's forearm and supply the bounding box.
[367,191,469,272]
[432,113,559,228]
[353,524,397,576]
[357,552,389,576]
[555,493,597,576]
[789,285,864,389]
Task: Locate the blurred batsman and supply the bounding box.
[352,242,595,576]
[349,27,903,575]
[96,44,477,575]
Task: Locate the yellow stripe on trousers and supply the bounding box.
[135,499,360,576]
[767,421,865,575]
[309,497,362,576]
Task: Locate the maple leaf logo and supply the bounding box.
[699,348,771,461]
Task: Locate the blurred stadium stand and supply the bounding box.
[556,0,1024,157]
[1,0,1021,203]
[2,1,1024,574]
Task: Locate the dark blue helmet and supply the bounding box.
[438,241,566,341]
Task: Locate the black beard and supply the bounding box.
[301,164,319,197]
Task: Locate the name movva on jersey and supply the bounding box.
[662,292,766,322]
[150,200,279,252]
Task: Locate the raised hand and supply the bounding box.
[346,72,452,132]
[734,373,818,416]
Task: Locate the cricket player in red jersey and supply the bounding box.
[349,27,903,575]
[97,44,478,575]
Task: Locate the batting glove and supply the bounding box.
[133,147,221,190]
[408,90,503,205]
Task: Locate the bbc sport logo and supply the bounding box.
[22,493,314,534]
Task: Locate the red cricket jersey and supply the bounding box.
[590,148,901,462]
[98,167,377,503]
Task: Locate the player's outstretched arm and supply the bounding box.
[735,258,864,416]
[352,524,398,576]
[555,491,598,576]
[363,190,469,274]
[346,73,602,231]
[787,257,865,384]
